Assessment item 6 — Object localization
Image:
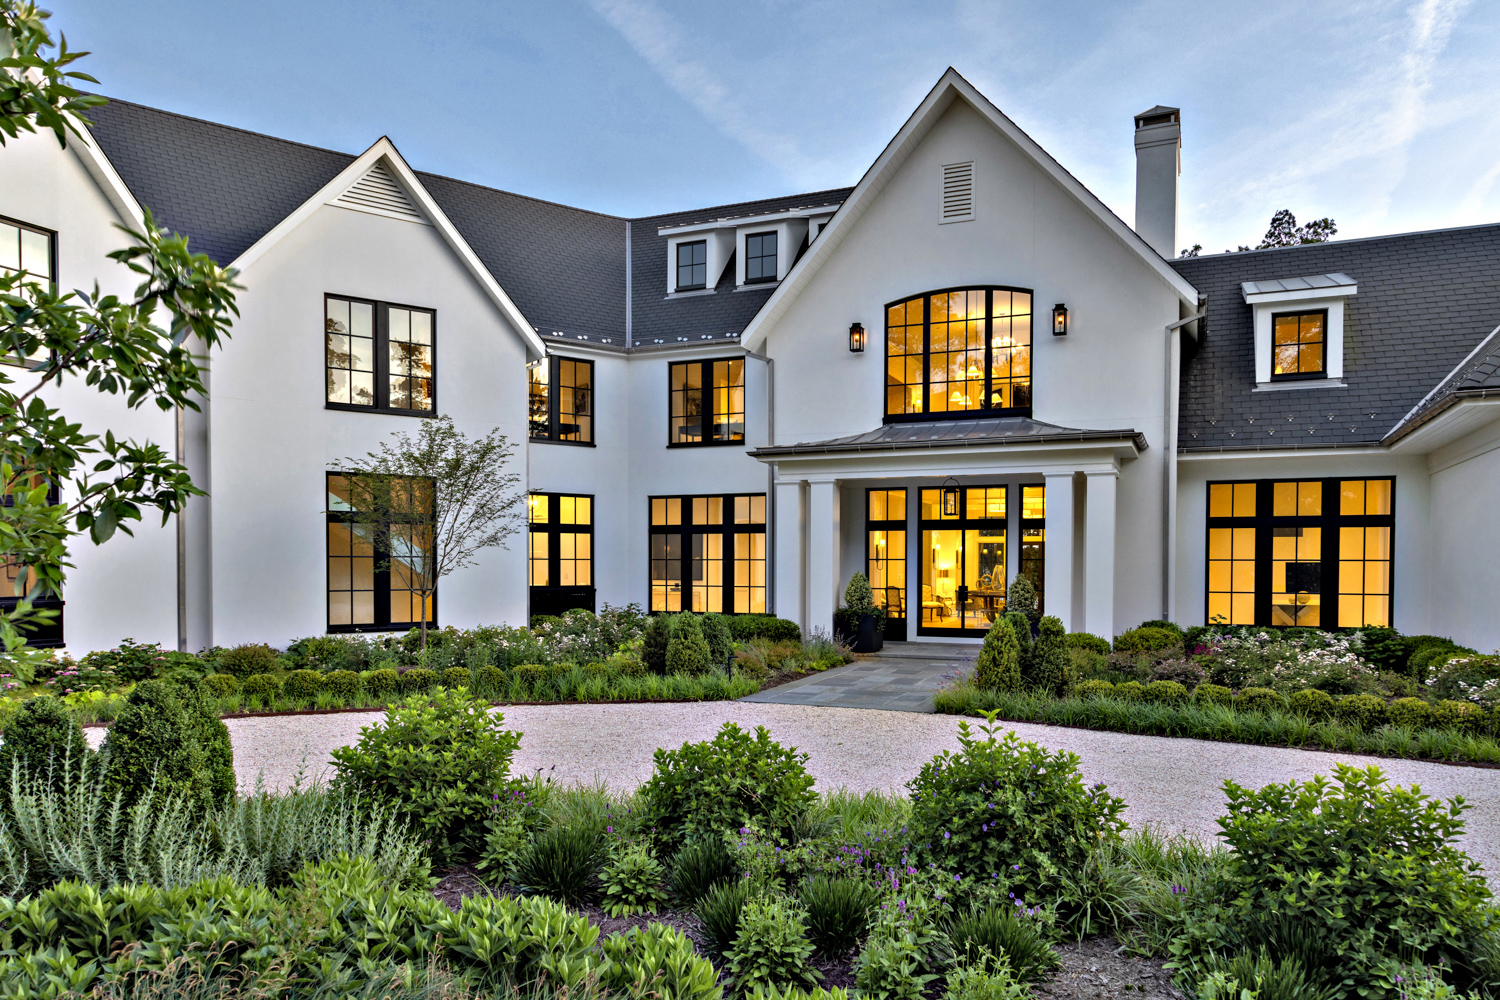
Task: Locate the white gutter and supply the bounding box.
[1163,308,1205,622]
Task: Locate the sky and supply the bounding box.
[46,0,1500,254]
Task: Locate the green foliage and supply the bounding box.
[441,665,471,689]
[672,837,737,906]
[1407,636,1474,683]
[511,823,603,904]
[1170,764,1498,996]
[362,666,399,697]
[180,690,235,809]
[696,878,753,955]
[77,638,170,682]
[0,695,87,796]
[1137,619,1185,639]
[975,617,1020,692]
[667,613,713,676]
[940,960,1028,1000]
[799,875,881,956]
[643,613,672,675]
[474,664,507,696]
[1113,627,1180,654]
[601,841,669,917]
[725,895,820,995]
[1434,699,1486,734]
[216,643,279,679]
[643,722,817,851]
[330,688,521,864]
[1070,679,1115,699]
[845,571,876,614]
[1004,575,1038,631]
[1142,680,1189,705]
[750,986,851,1000]
[947,905,1060,984]
[1063,632,1111,656]
[725,615,803,644]
[100,680,210,813]
[514,663,550,694]
[200,672,239,697]
[1357,627,1412,675]
[283,668,324,700]
[1026,616,1068,696]
[600,923,722,1000]
[399,667,438,693]
[1333,692,1388,729]
[700,614,733,665]
[1389,696,1434,729]
[907,715,1127,904]
[1193,683,1233,706]
[1004,611,1032,681]
[1233,687,1286,714]
[855,892,950,1000]
[1287,687,1334,718]
[239,672,282,705]
[324,668,361,700]
[1192,949,1336,1000]
[1113,680,1146,701]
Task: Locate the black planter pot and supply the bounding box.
[854,613,883,653]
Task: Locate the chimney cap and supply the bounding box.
[1134,106,1180,129]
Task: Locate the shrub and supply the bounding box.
[181,689,236,808]
[330,688,521,864]
[845,571,877,614]
[948,904,1060,983]
[908,716,1127,902]
[101,680,210,812]
[217,643,280,679]
[1192,683,1233,706]
[696,878,752,955]
[324,669,361,700]
[362,667,399,697]
[1333,693,1388,730]
[701,612,734,665]
[940,962,1028,1000]
[1113,680,1146,701]
[240,672,282,705]
[283,669,324,700]
[1005,574,1038,632]
[1143,680,1189,705]
[1004,611,1033,681]
[202,673,239,697]
[1407,636,1474,683]
[399,667,438,693]
[1137,619,1185,639]
[1288,687,1334,718]
[667,613,713,676]
[800,875,881,956]
[975,617,1020,692]
[1358,626,1413,675]
[1388,696,1434,729]
[1192,949,1333,1000]
[0,695,88,795]
[855,895,949,1000]
[514,663,550,694]
[600,924,721,1000]
[1027,616,1069,696]
[1070,679,1115,699]
[1234,687,1287,714]
[1149,657,1207,688]
[1434,699,1486,734]
[726,615,802,644]
[600,841,669,917]
[1064,632,1111,656]
[725,895,820,994]
[441,666,471,689]
[1113,627,1179,654]
[473,664,507,697]
[643,722,817,851]
[511,823,603,904]
[78,638,171,682]
[643,613,672,675]
[1170,764,1497,995]
[672,837,736,905]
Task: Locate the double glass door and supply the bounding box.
[919,486,1007,636]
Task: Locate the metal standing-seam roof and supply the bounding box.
[748,416,1147,457]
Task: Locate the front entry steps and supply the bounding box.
[737,642,978,713]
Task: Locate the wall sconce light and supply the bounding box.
[941,476,961,517]
[1052,303,1068,336]
[848,322,866,353]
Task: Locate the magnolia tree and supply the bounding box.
[1,1,239,673]
[333,415,525,649]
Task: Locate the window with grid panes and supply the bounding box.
[326,473,435,631]
[529,356,594,443]
[650,494,765,613]
[669,359,744,445]
[325,296,435,413]
[745,231,777,283]
[884,287,1032,420]
[1,217,55,367]
[527,494,593,586]
[1020,485,1045,612]
[676,240,708,291]
[1271,310,1326,379]
[866,489,907,635]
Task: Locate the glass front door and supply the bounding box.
[919,486,1007,636]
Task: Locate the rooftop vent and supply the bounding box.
[333,161,426,223]
[940,161,975,224]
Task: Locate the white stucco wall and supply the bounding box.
[1426,421,1500,652]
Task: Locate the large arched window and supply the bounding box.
[885,287,1032,420]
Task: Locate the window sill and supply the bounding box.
[666,440,746,449]
[881,408,1033,424]
[327,623,433,634]
[666,288,715,299]
[736,281,780,292]
[529,437,597,448]
[326,402,437,417]
[1253,379,1346,392]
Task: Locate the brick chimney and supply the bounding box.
[1133,106,1180,258]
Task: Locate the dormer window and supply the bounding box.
[676,240,708,291]
[1272,310,1326,379]
[1242,273,1356,390]
[745,231,778,283]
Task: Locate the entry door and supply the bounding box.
[866,488,907,641]
[919,486,1007,636]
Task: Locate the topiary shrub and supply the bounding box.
[1113,627,1180,654]
[1288,687,1334,718]
[1234,687,1287,714]
[1388,697,1434,729]
[362,667,398,698]
[1433,700,1485,734]
[1192,683,1233,707]
[642,614,672,675]
[0,695,89,798]
[1070,679,1115,699]
[398,667,437,694]
[845,571,876,614]
[101,680,210,812]
[643,722,817,852]
[1027,616,1069,696]
[202,673,240,698]
[473,665,507,697]
[180,689,236,808]
[1136,619,1185,640]
[975,616,1020,692]
[514,663,550,695]
[442,666,471,689]
[1064,632,1111,656]
[701,613,734,666]
[216,643,280,680]
[324,669,361,701]
[283,669,324,700]
[1333,693,1388,730]
[1113,680,1146,701]
[1143,680,1189,705]
[908,717,1127,901]
[725,615,802,644]
[1005,574,1039,632]
[240,673,282,706]
[1005,611,1033,682]
[667,613,712,676]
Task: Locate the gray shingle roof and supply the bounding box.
[1384,324,1500,442]
[749,416,1147,457]
[1169,225,1500,451]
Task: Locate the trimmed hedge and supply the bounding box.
[1288,687,1334,718]
[325,670,361,699]
[1234,687,1286,714]
[363,667,399,697]
[442,666,472,689]
[241,673,283,703]
[203,673,239,697]
[1064,632,1111,656]
[1071,679,1115,699]
[399,668,438,693]
[724,614,802,644]
[1113,627,1180,654]
[283,669,324,700]
[1335,693,1389,729]
[1192,683,1233,706]
[1142,680,1189,704]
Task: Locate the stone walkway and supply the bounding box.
[738,641,979,711]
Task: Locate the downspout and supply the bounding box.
[175,406,187,652]
[744,346,775,613]
[1163,308,1205,622]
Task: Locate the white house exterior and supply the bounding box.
[4,70,1498,654]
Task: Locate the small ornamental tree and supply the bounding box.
[975,616,1020,692]
[844,571,875,614]
[666,612,712,676]
[1005,575,1038,633]
[1030,615,1069,695]
[1005,611,1033,684]
[641,612,671,675]
[334,415,524,649]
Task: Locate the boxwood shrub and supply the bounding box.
[101,680,209,811]
[1334,693,1388,730]
[1191,683,1232,706]
[240,673,283,705]
[1434,699,1486,734]
[514,663,549,694]
[1234,687,1286,714]
[362,667,399,697]
[1063,632,1111,656]
[1113,680,1146,701]
[1387,696,1433,729]
[0,696,88,797]
[1287,687,1334,718]
[216,643,280,679]
[441,666,471,689]
[399,668,437,694]
[1143,680,1189,705]
[473,665,507,696]
[1071,679,1115,699]
[1112,627,1179,654]
[724,614,802,644]
[283,669,324,700]
[324,669,361,700]
[202,673,239,697]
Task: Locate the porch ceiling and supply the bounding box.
[749,416,1148,459]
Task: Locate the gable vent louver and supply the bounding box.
[940,161,975,224]
[333,161,428,223]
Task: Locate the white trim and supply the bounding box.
[1251,295,1351,383]
[1177,446,1390,461]
[742,69,1199,352]
[657,204,844,236]
[1253,378,1347,392]
[228,137,546,361]
[1390,322,1500,434]
[1389,397,1500,456]
[1426,405,1500,473]
[69,129,147,229]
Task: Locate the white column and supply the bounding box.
[1084,470,1117,641]
[1043,472,1074,632]
[807,480,841,636]
[773,480,805,629]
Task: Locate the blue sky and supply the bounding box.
[50,0,1500,254]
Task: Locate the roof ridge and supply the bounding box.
[631,186,854,225]
[1174,219,1500,262]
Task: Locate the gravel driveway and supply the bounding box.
[90,702,1500,876]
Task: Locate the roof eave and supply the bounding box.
[749,428,1146,460]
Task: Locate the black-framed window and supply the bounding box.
[1206,478,1394,628]
[669,359,744,445]
[325,295,435,414]
[1020,484,1045,613]
[867,488,907,642]
[326,473,435,632]
[650,493,765,613]
[885,287,1032,422]
[1,216,57,368]
[528,493,595,617]
[1271,310,1326,379]
[529,356,594,444]
[675,240,708,291]
[1,475,64,646]
[745,231,778,283]
[918,485,1007,636]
